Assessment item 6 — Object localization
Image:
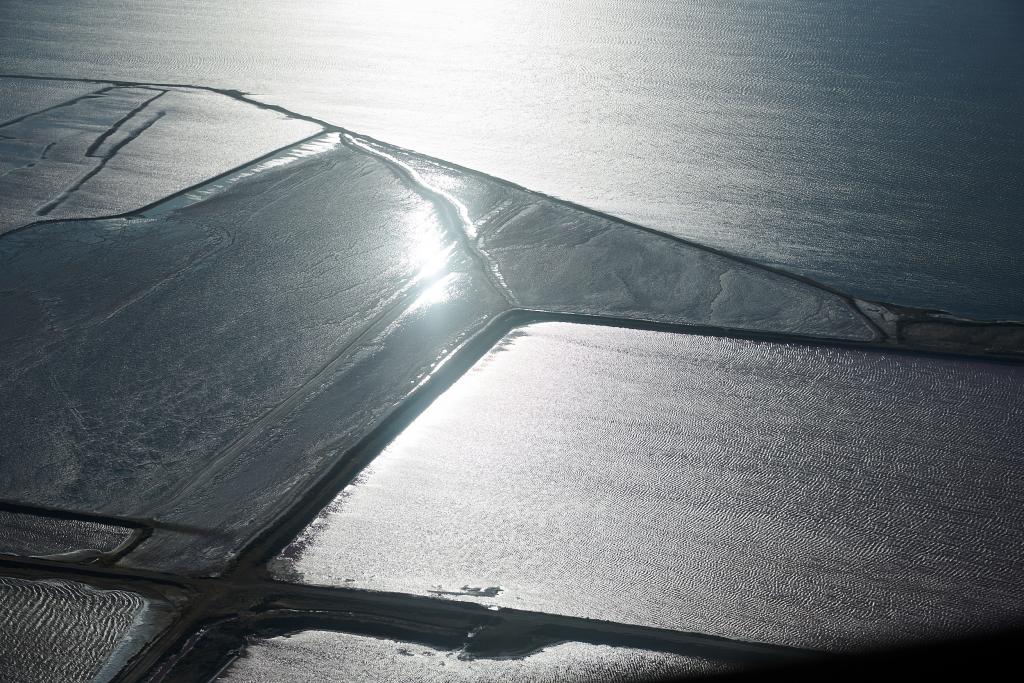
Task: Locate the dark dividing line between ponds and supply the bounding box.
[231,305,1024,581]
[140,307,1022,679]
[37,111,167,216]
[0,75,914,319]
[128,581,815,683]
[8,74,1024,337]
[0,551,815,681]
[0,500,223,568]
[0,72,889,335]
[0,85,118,129]
[0,128,332,240]
[343,134,518,308]
[1,73,1022,680]
[84,89,168,158]
[10,99,1023,355]
[114,309,860,680]
[0,502,149,566]
[0,500,211,536]
[3,306,1023,682]
[0,74,340,131]
[140,594,816,683]
[145,265,480,516]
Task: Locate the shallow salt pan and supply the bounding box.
[0,134,464,571]
[275,322,1024,651]
[354,138,876,341]
[1,125,884,575]
[0,84,318,233]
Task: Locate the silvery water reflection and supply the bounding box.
[276,322,1024,651]
[2,1,1021,317]
[215,631,727,682]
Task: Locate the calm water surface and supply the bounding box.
[2,1,1022,317]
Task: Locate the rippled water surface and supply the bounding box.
[0,576,169,683]
[216,631,725,682]
[276,322,1024,651]
[2,0,1021,317]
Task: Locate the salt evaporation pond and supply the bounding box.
[276,322,1024,651]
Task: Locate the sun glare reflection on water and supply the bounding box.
[401,203,453,285]
[408,272,459,313]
